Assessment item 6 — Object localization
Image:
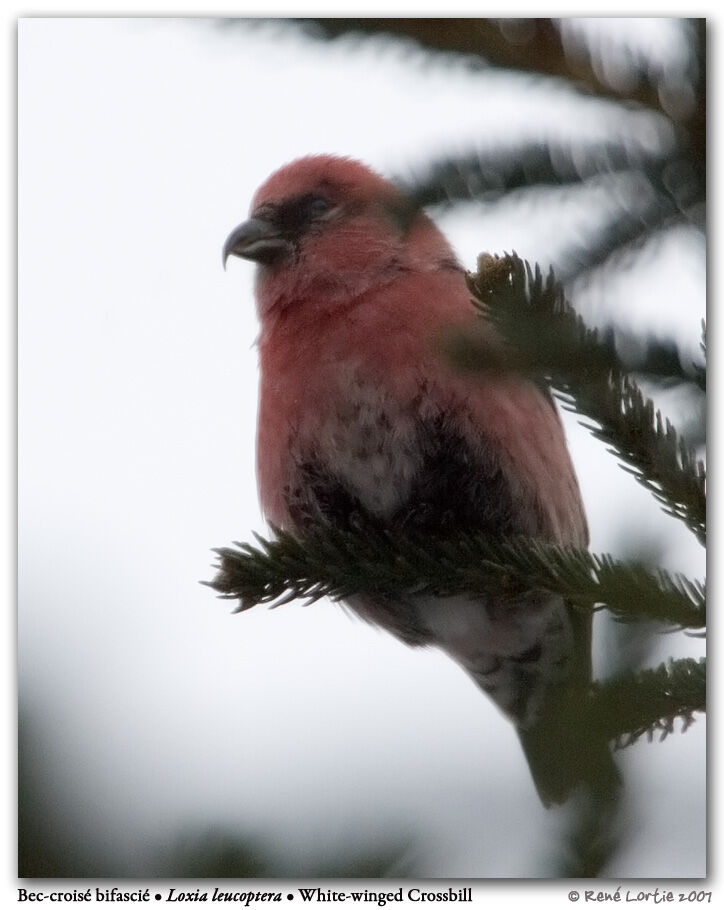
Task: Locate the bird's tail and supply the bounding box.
[516,697,621,808]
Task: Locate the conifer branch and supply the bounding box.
[461,253,706,544]
[302,18,678,116]
[552,656,705,876]
[611,327,706,393]
[590,657,705,747]
[398,146,669,209]
[206,526,705,630]
[398,150,704,290]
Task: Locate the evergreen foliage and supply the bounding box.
[209,526,705,631]
[591,657,705,747]
[463,253,706,544]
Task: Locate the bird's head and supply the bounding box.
[223,155,458,316]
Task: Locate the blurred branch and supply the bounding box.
[303,18,668,114]
[552,203,691,287]
[229,16,703,180]
[167,829,408,878]
[304,18,704,185]
[463,254,706,544]
[396,145,669,209]
[207,526,705,630]
[606,327,704,393]
[399,148,703,291]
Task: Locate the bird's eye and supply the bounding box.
[271,193,337,238]
[306,195,334,218]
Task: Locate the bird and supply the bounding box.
[222,154,619,807]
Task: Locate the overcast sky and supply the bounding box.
[17,17,706,882]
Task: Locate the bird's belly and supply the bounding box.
[288,376,426,521]
[414,591,574,723]
[415,591,561,661]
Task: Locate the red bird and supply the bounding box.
[223,154,618,806]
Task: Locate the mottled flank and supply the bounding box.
[286,403,539,539]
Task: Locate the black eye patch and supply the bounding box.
[270,193,336,238]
